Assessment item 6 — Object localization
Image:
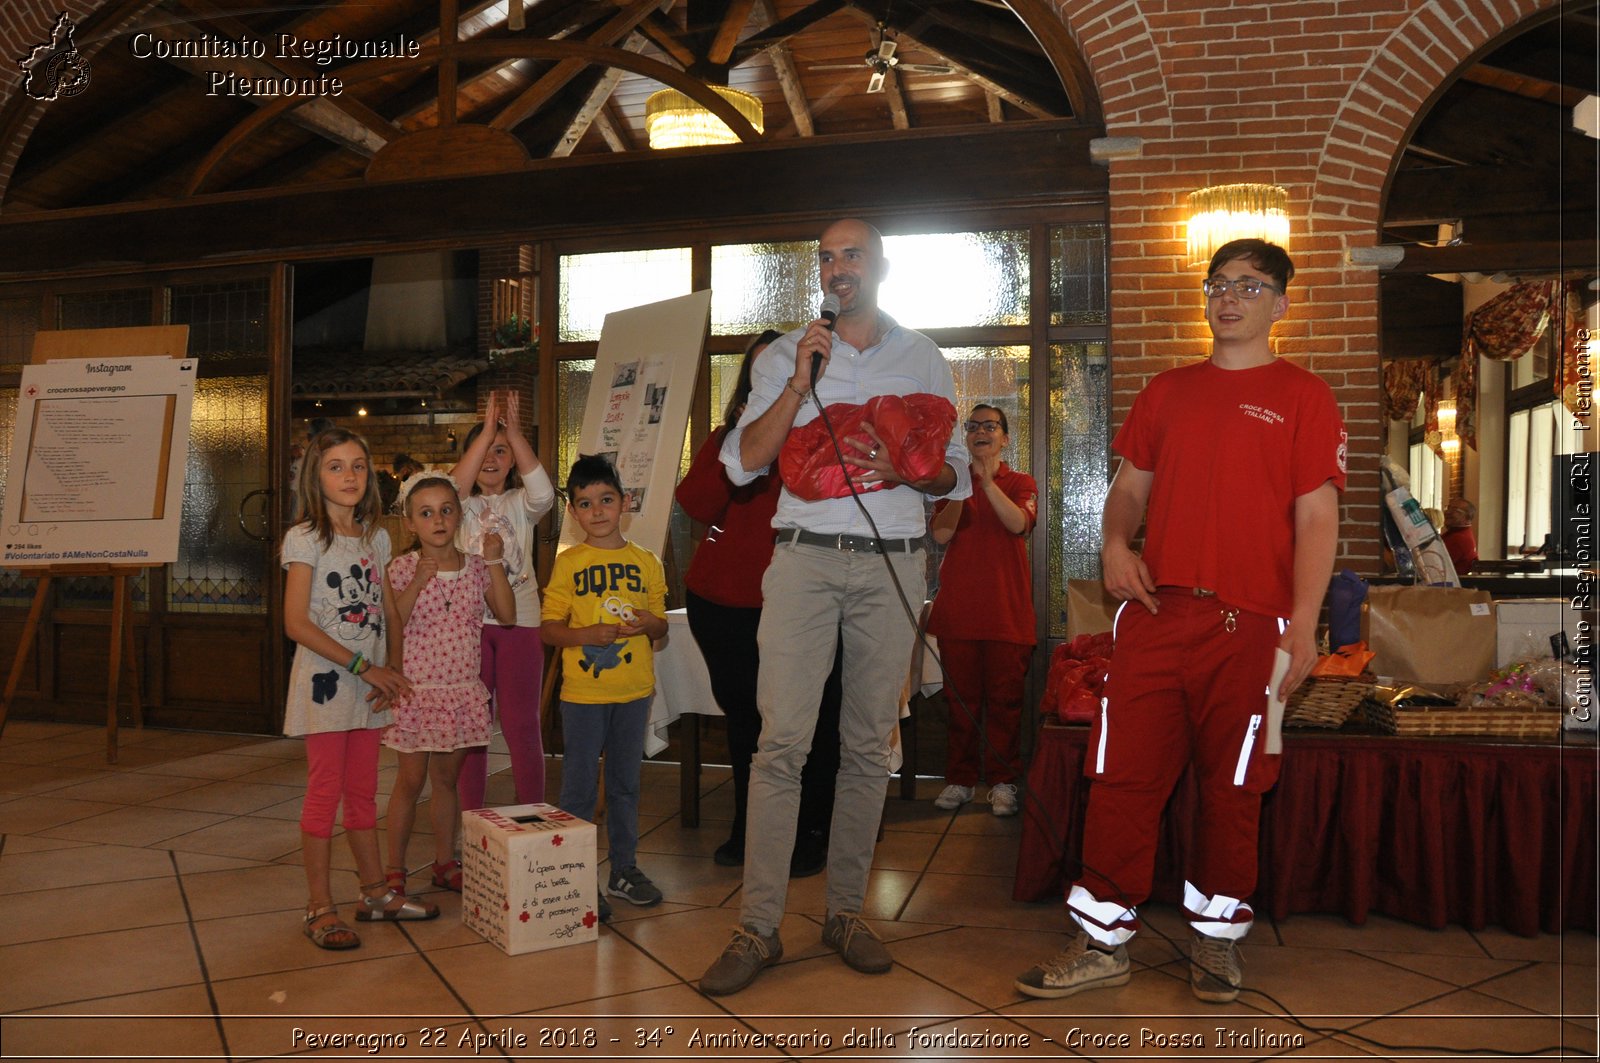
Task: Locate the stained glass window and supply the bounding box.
[711,242,818,335]
[1047,342,1110,638]
[880,230,1029,329]
[557,248,691,342]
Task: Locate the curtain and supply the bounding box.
[1465,278,1574,448]
[1383,359,1449,458]
[1555,282,1589,419]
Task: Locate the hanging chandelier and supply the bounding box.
[645,86,764,150]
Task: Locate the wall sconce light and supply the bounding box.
[1186,183,1290,266]
[356,405,368,417]
[645,86,763,150]
[1437,398,1461,458]
[1436,399,1457,438]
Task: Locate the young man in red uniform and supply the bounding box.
[1016,239,1345,1003]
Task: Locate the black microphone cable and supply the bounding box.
[796,368,1569,1058]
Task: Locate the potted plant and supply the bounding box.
[489,316,538,367]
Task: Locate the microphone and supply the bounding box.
[812,293,841,387]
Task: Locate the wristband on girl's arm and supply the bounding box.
[484,558,506,566]
[347,653,364,675]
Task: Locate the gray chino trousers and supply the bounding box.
[740,538,926,933]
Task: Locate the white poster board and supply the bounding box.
[560,290,710,557]
[2,357,197,566]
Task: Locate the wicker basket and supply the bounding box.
[1363,698,1563,739]
[1285,676,1372,730]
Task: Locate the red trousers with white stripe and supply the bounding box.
[1069,588,1282,943]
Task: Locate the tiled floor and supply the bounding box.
[0,719,1594,1061]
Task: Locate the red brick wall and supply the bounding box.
[1049,0,1556,572]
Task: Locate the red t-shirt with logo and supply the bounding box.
[1114,357,1346,619]
[927,464,1038,645]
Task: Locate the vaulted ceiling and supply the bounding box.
[1381,2,1597,275]
[0,0,1591,279]
[3,0,1094,213]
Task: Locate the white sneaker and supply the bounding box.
[933,784,974,810]
[989,782,1019,817]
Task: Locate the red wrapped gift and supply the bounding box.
[779,393,957,501]
[1039,632,1114,725]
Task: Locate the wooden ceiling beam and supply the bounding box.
[1412,82,1588,168]
[1379,240,1599,276]
[986,92,1004,124]
[489,0,665,131]
[13,124,1105,276]
[882,68,910,130]
[595,103,634,151]
[708,0,759,65]
[159,0,405,151]
[185,38,761,193]
[729,0,846,64]
[1386,163,1595,226]
[753,0,813,137]
[639,12,699,67]
[841,6,1061,118]
[551,34,648,156]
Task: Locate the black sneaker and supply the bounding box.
[789,830,827,878]
[713,837,744,866]
[607,865,663,907]
[597,894,612,923]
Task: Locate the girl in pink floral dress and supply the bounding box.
[382,476,515,895]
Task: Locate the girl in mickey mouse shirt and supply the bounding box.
[281,427,433,952]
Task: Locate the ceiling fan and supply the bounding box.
[812,24,954,94]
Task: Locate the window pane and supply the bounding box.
[1527,403,1554,550]
[552,359,596,542]
[943,346,1031,474]
[711,241,818,335]
[58,288,151,329]
[169,376,268,614]
[1050,224,1108,325]
[879,230,1028,329]
[1047,342,1110,638]
[557,249,691,342]
[169,280,268,364]
[708,351,746,427]
[1408,441,1442,513]
[0,297,39,368]
[1506,408,1529,550]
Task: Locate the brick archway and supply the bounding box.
[0,0,158,211]
[1044,0,1172,129]
[1310,0,1562,255]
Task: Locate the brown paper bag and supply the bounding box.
[1067,579,1123,637]
[1362,585,1496,686]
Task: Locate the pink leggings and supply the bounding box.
[458,623,546,809]
[301,728,382,838]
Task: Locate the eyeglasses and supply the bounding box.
[1202,277,1283,300]
[964,420,1004,434]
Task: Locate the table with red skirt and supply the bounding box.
[1014,723,1597,937]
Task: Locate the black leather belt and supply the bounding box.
[778,528,923,553]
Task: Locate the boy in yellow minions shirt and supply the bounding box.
[542,455,668,921]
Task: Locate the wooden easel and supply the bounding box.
[0,325,189,763]
[0,563,147,763]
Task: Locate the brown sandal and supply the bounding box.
[431,859,463,892]
[303,904,360,950]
